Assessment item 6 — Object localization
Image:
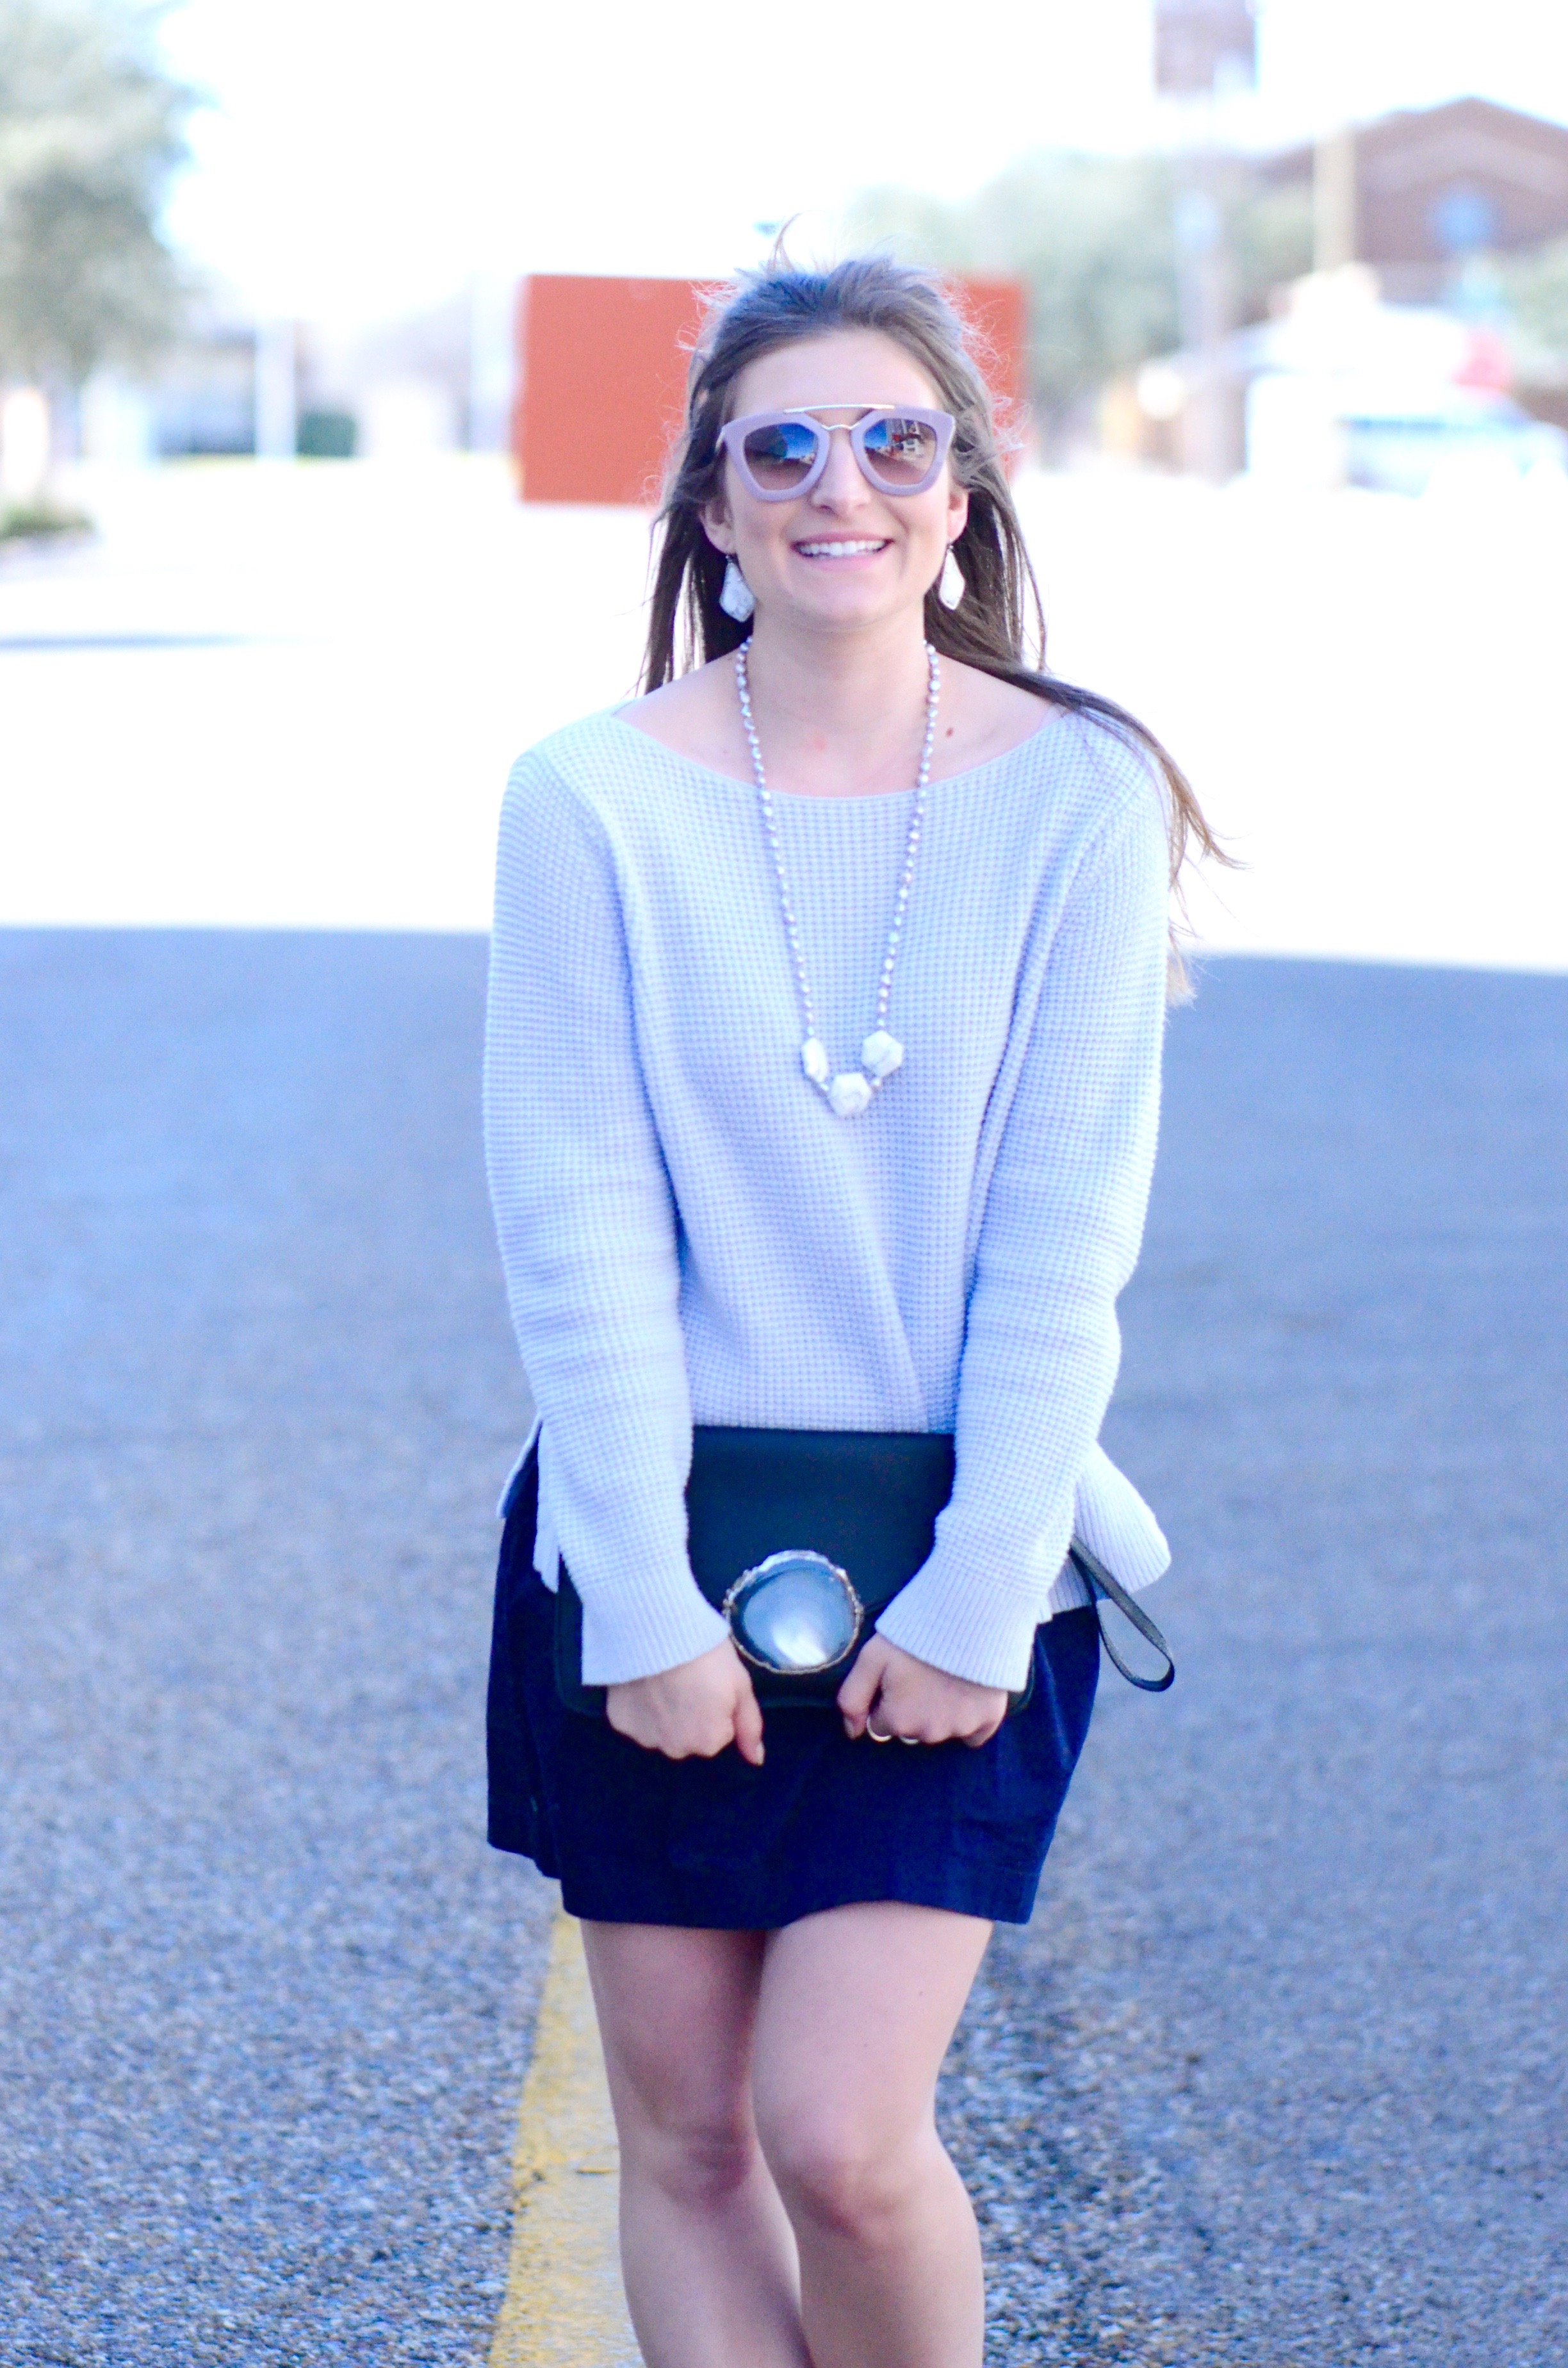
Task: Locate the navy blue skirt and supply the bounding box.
[486,1449,1099,1928]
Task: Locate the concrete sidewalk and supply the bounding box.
[4,458,1567,972]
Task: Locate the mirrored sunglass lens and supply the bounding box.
[740,420,820,488]
[860,415,939,484]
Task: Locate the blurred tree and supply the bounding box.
[849,153,1312,434]
[0,0,193,388]
[851,156,1179,426]
[1227,182,1318,320]
[1502,234,1568,362]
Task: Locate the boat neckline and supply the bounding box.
[603,701,1074,802]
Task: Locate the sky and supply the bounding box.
[159,0,1568,325]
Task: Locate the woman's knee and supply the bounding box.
[587,1925,765,2207]
[609,2059,760,2208]
[626,2102,761,2210]
[755,2100,933,2242]
[635,2121,762,2207]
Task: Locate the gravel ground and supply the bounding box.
[0,930,551,2365]
[942,957,1568,2366]
[3,936,1564,2365]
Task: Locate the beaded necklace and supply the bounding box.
[735,639,940,1120]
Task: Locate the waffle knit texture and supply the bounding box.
[484,703,1172,1691]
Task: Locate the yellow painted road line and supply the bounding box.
[490,1909,641,2368]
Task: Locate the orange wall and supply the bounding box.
[512,275,708,506]
[513,273,1029,506]
[949,276,1028,447]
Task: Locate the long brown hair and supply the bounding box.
[641,256,1225,924]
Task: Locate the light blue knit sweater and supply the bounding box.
[483,702,1172,1691]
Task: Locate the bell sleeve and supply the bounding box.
[482,755,729,1685]
[874,758,1171,1690]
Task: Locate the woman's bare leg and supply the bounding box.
[581,1920,809,2368]
[751,1901,992,2368]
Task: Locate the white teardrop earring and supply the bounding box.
[938,545,965,611]
[719,557,755,623]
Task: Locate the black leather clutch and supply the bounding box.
[552,1426,1173,1716]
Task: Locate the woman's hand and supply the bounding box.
[606,1639,765,1765]
[838,1636,1009,1750]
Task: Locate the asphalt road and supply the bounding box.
[2,933,1564,2365]
[943,953,1568,2365]
[0,930,551,2365]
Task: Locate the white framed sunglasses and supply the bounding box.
[717,404,956,500]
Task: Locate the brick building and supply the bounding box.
[1262,97,1568,303]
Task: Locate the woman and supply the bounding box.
[484,258,1214,2368]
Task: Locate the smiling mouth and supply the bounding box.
[792,538,891,559]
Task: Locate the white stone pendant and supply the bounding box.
[827,1072,874,1119]
[719,558,755,622]
[861,1030,904,1080]
[801,1036,831,1085]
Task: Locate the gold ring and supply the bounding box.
[866,1720,893,1743]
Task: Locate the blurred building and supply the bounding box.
[161,328,258,455]
[1105,97,1568,491]
[78,277,516,465]
[1115,265,1567,497]
[1239,268,1565,495]
[1261,98,1568,304]
[1154,0,1256,99]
